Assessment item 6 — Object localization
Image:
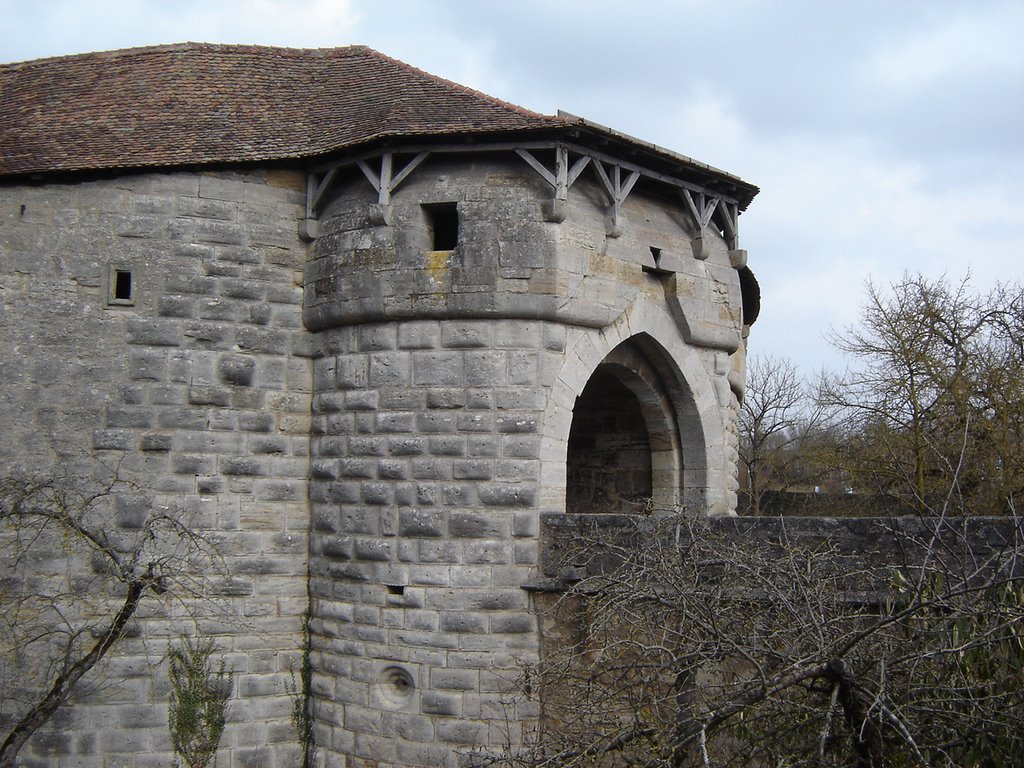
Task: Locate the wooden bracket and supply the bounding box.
[306,168,337,219]
[357,151,431,206]
[682,189,719,233]
[593,160,640,237]
[682,190,740,256]
[717,201,739,250]
[517,146,591,221]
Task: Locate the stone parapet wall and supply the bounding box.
[0,169,311,767]
[538,513,1024,585]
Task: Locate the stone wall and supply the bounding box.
[0,168,311,767]
[0,147,749,768]
[538,513,1024,584]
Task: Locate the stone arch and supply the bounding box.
[565,337,685,513]
[540,301,726,515]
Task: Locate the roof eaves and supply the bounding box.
[557,110,759,207]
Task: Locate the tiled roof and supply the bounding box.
[0,43,566,177]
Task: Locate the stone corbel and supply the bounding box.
[368,203,392,227]
[663,268,743,353]
[543,199,566,223]
[298,218,320,242]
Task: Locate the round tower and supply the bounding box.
[304,136,757,765]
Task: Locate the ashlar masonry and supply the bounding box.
[0,43,758,767]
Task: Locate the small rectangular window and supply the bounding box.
[107,266,135,306]
[424,203,459,251]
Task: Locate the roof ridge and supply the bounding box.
[1,42,367,69]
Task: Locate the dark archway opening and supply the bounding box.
[566,367,653,514]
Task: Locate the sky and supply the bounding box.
[2,0,1022,377]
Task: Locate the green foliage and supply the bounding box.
[168,636,232,768]
[286,611,318,768]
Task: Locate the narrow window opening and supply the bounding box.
[107,266,135,306]
[385,584,405,596]
[114,270,132,301]
[650,246,661,265]
[424,203,459,251]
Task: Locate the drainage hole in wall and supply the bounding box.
[379,666,415,708]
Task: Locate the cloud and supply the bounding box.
[0,0,361,61]
[864,4,1024,88]
[1,0,1019,380]
[172,0,361,47]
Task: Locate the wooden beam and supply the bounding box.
[356,151,432,206]
[554,146,568,200]
[620,168,641,201]
[390,152,431,189]
[378,152,394,205]
[312,138,744,207]
[310,167,338,216]
[357,158,381,192]
[717,201,739,249]
[592,161,641,232]
[566,155,591,188]
[516,149,556,187]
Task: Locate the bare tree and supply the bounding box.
[0,467,221,768]
[819,274,1024,515]
[497,513,1024,767]
[739,355,821,515]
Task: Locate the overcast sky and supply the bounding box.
[3,0,1022,376]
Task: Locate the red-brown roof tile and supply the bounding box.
[0,43,759,208]
[0,43,566,177]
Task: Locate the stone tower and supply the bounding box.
[303,133,759,765]
[0,44,758,767]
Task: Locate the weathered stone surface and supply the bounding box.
[3,138,750,768]
[1,169,309,768]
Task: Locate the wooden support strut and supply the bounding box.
[357,151,431,206]
[516,146,591,200]
[593,160,640,236]
[682,189,720,233]
[516,146,591,222]
[717,201,739,250]
[302,141,743,247]
[307,168,338,219]
[683,189,739,259]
